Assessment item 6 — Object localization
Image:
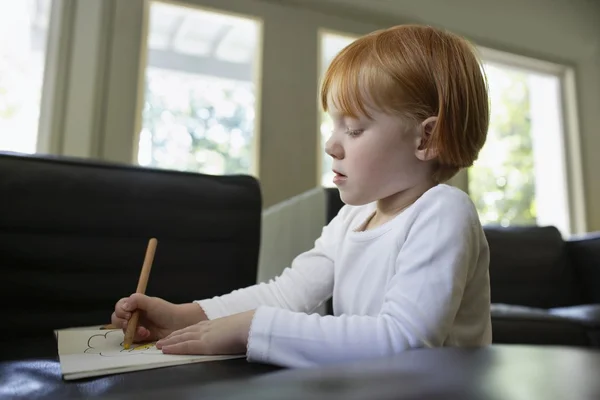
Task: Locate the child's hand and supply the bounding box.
[155,310,255,355]
[111,293,207,343]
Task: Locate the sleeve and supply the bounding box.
[245,195,484,367]
[194,207,347,319]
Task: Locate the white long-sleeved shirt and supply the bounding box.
[196,184,492,367]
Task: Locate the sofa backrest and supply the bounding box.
[485,225,583,308]
[0,152,262,343]
[565,233,600,304]
[325,187,345,225]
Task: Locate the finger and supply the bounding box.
[114,306,132,320]
[111,311,130,327]
[162,322,206,340]
[114,297,132,319]
[156,332,199,349]
[135,326,151,342]
[128,293,151,311]
[161,340,204,355]
[111,312,120,326]
[122,321,151,342]
[115,297,129,311]
[160,328,191,343]
[116,297,128,308]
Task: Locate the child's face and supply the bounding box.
[325,96,433,206]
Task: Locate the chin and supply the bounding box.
[338,189,373,207]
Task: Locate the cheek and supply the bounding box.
[349,142,383,173]
[357,139,409,172]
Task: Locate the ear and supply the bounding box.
[415,116,439,161]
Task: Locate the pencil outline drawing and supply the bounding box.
[84,330,161,357]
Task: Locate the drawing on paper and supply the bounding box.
[56,327,244,380]
[84,330,161,357]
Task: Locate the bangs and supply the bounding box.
[320,35,398,120]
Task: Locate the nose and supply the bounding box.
[325,133,344,160]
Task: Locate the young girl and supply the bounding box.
[112,24,492,367]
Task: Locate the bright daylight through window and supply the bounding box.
[137,1,261,176]
[0,0,52,154]
[469,60,570,234]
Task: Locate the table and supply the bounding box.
[2,345,600,400]
[0,357,278,399]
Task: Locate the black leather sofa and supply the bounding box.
[0,151,263,361]
[325,187,600,348]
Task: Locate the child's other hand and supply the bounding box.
[155,310,255,355]
[111,293,207,343]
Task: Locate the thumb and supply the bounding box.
[124,293,152,312]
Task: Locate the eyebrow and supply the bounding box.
[328,109,363,120]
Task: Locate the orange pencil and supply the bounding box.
[123,238,158,349]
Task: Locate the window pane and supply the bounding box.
[319,32,357,187]
[468,62,569,233]
[0,0,53,153]
[138,2,260,175]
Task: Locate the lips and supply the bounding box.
[332,169,347,185]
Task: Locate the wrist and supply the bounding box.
[178,302,208,326]
[239,310,256,346]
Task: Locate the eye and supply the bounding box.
[346,129,364,137]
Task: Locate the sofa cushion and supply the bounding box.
[548,305,600,328]
[324,187,344,224]
[485,226,584,308]
[491,304,594,347]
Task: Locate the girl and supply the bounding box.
[112,24,492,367]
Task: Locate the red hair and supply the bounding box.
[320,25,489,182]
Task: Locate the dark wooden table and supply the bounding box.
[2,344,600,399]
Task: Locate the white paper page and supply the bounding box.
[56,329,242,380]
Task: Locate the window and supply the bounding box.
[0,0,53,153]
[318,31,358,187]
[469,51,573,235]
[137,2,261,175]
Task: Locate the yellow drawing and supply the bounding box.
[130,342,156,351]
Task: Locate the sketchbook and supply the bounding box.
[55,328,243,380]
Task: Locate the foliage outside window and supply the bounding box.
[138,69,255,175]
[137,2,259,176]
[468,63,536,226]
